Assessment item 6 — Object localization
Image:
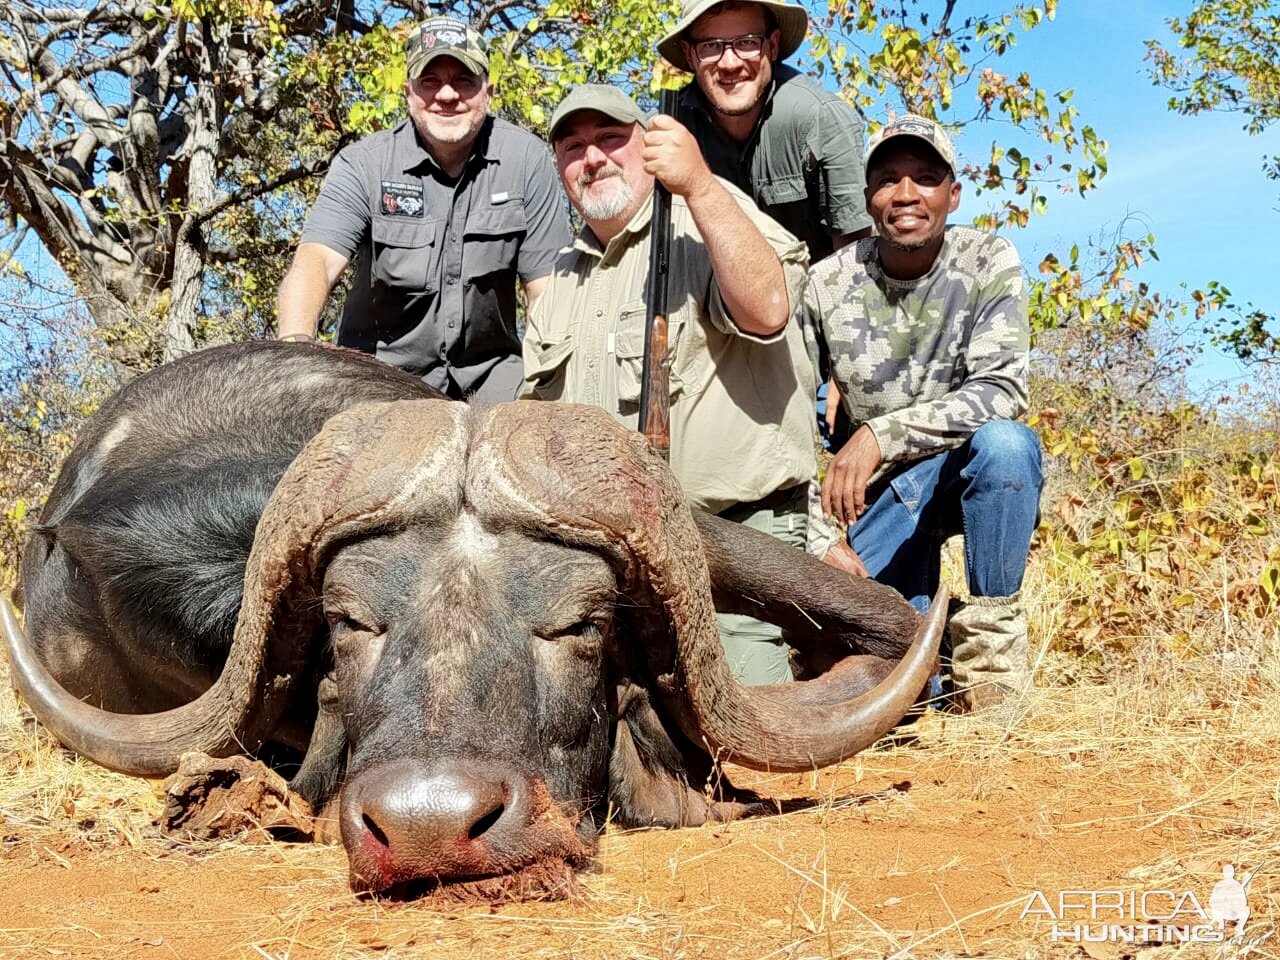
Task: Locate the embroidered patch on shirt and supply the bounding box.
[380,181,425,217]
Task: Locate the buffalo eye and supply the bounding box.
[534,619,603,664]
[324,608,381,638]
[532,616,606,647]
[534,617,603,645]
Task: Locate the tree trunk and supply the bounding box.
[165,18,224,361]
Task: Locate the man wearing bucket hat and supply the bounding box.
[657,0,872,265]
[520,84,814,685]
[658,1,873,498]
[277,16,570,403]
[804,114,1043,712]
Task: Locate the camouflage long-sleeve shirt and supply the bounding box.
[805,226,1029,477]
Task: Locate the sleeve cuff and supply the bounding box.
[865,417,901,462]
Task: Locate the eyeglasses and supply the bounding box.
[689,34,767,64]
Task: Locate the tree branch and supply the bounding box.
[30,21,166,101]
[195,148,348,227]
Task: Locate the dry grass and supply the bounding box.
[4,422,1280,957]
[3,585,1279,958]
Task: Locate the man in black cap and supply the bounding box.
[277,17,570,402]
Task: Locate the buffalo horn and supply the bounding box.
[1,400,470,776]
[468,401,946,773]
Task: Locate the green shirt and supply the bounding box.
[676,65,872,263]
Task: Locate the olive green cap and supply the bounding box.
[548,84,649,141]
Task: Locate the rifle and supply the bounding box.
[637,87,678,462]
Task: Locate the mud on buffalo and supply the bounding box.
[1,341,945,899]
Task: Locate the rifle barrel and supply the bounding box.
[638,88,678,460]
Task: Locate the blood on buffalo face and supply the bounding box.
[320,518,617,895]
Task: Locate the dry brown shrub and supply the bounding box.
[0,310,121,588]
[1028,380,1280,680]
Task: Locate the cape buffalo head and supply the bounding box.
[3,347,943,900]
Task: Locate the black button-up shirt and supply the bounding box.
[301,116,570,399]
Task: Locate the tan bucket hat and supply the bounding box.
[657,0,809,73]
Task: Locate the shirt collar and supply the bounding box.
[871,227,954,289]
[572,189,656,260]
[397,114,497,176]
[680,62,791,138]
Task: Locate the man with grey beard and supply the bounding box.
[521,84,814,686]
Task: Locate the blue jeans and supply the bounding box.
[816,381,851,453]
[848,421,1044,614]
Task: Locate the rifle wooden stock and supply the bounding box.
[638,88,678,461]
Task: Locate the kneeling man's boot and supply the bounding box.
[948,593,1030,713]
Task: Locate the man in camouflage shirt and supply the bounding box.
[805,115,1044,711]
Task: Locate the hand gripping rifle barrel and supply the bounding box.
[637,88,678,462]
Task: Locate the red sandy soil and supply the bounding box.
[3,738,1270,960]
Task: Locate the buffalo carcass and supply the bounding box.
[2,341,945,899]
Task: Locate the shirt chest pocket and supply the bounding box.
[613,301,690,405]
[464,199,527,282]
[371,217,439,292]
[757,174,808,207]
[524,336,574,400]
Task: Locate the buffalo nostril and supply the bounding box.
[362,813,389,848]
[341,759,542,889]
[468,801,504,841]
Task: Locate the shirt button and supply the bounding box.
[448,320,455,328]
[447,277,457,285]
[595,309,603,317]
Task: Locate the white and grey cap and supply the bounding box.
[865,114,958,181]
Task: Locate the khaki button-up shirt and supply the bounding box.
[521,178,815,514]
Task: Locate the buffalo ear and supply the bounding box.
[607,679,767,829]
[287,671,347,811]
[0,399,471,780]
[468,401,943,774]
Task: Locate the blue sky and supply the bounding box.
[5,1,1276,394]
[933,0,1279,391]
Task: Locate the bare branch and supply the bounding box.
[195,147,348,227]
[30,20,166,101]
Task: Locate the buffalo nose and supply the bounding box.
[341,758,517,889]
